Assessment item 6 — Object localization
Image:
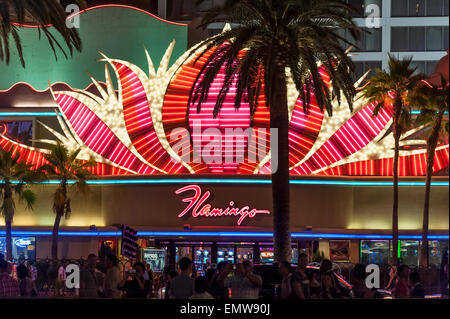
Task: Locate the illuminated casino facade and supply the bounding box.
[0,5,448,266]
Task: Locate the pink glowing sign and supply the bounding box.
[175,184,270,225]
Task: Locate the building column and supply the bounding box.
[211,242,218,266]
[168,241,176,266]
[349,240,361,264]
[381,0,392,70]
[253,243,261,264]
[191,245,196,277]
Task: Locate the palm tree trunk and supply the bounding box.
[51,182,67,260]
[420,159,432,268]
[5,218,13,261]
[51,212,63,260]
[270,70,291,263]
[391,96,402,266]
[420,110,444,268]
[3,184,14,261]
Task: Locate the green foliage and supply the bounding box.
[362,54,425,133]
[409,74,449,141]
[0,0,86,67]
[362,54,427,265]
[408,74,449,268]
[19,189,36,209]
[188,0,361,117]
[40,143,94,217]
[0,149,42,220]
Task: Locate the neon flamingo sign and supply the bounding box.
[175,184,270,225]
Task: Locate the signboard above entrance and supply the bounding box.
[175,184,271,226]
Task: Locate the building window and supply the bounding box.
[426,27,443,51]
[360,240,448,266]
[346,0,382,17]
[360,240,391,265]
[0,237,36,261]
[399,240,449,266]
[443,26,449,49]
[410,27,426,51]
[411,60,439,75]
[354,61,382,80]
[399,240,419,266]
[361,28,382,51]
[167,0,195,20]
[0,120,33,146]
[337,27,382,52]
[392,0,449,16]
[410,0,426,16]
[391,26,449,51]
[167,0,225,20]
[429,240,449,267]
[391,27,409,51]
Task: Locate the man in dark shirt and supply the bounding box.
[170,257,195,299]
[79,254,99,298]
[410,271,425,298]
[210,261,232,299]
[119,262,149,298]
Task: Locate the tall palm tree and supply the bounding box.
[0,0,85,67]
[362,54,424,265]
[40,143,93,260]
[409,74,449,268]
[0,149,41,261]
[187,0,360,262]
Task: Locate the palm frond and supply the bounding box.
[187,0,360,118]
[0,0,86,67]
[41,142,91,220]
[409,73,449,140]
[19,189,36,210]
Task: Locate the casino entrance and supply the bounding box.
[156,240,310,275]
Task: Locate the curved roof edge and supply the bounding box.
[12,4,188,28]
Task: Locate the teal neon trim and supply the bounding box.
[410,110,449,115]
[0,230,448,240]
[5,179,449,186]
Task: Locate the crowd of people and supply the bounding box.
[0,252,448,299]
[0,253,155,298]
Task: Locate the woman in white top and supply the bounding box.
[104,254,121,298]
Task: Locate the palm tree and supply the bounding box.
[0,149,41,261]
[409,74,449,268]
[40,143,93,260]
[0,0,85,67]
[187,0,360,262]
[362,54,424,265]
